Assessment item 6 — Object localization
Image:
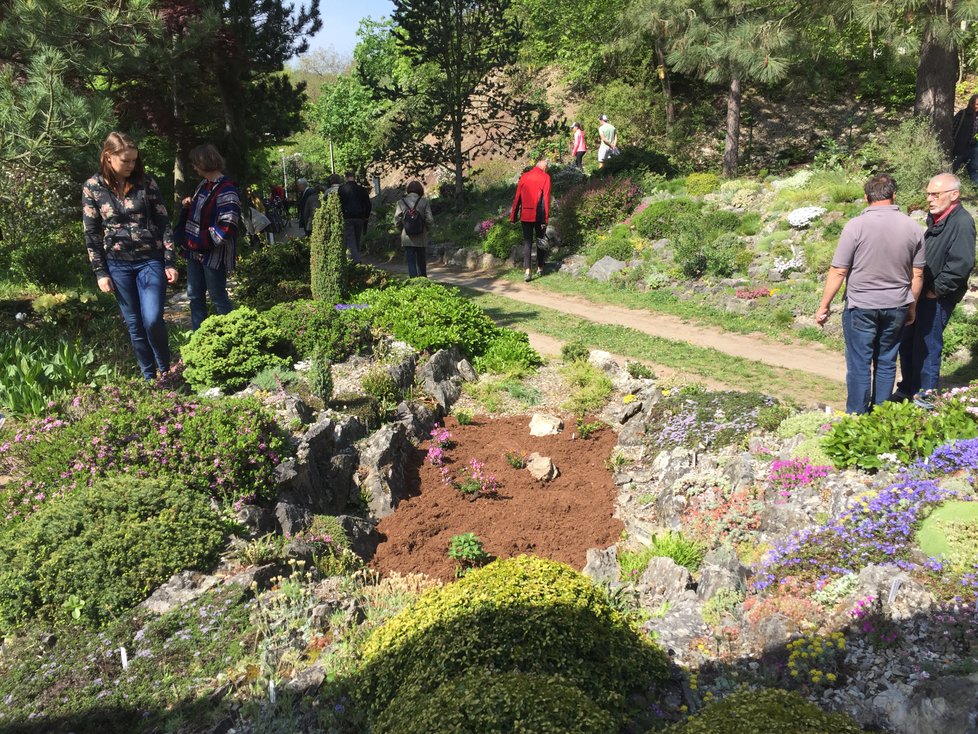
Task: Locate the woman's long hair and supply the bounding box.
[98,132,145,195]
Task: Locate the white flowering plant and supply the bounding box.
[787,206,826,229]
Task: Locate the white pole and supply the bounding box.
[329,139,335,173]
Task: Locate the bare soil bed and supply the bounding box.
[370,414,623,581]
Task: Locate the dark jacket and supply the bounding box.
[510,165,551,224]
[952,95,978,160]
[924,203,976,304]
[338,180,372,220]
[297,186,316,229]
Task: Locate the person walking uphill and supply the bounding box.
[597,114,618,169]
[815,173,925,415]
[82,132,179,380]
[395,180,434,278]
[511,156,552,282]
[338,171,372,264]
[571,122,587,169]
[895,173,976,405]
[180,143,241,331]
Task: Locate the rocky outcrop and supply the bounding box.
[359,423,412,519]
[417,348,468,413]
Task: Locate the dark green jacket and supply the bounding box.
[924,203,976,304]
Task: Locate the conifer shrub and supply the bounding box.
[632,198,701,240]
[264,299,368,361]
[0,475,226,630]
[310,192,347,303]
[234,238,311,309]
[374,670,617,734]
[309,349,333,402]
[356,280,500,359]
[181,308,290,392]
[684,172,722,196]
[586,228,635,265]
[473,329,543,375]
[357,556,669,725]
[666,688,863,733]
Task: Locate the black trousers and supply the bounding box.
[522,221,546,271]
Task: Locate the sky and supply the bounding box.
[307,0,394,58]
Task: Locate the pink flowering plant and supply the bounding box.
[454,458,499,499]
[0,382,290,522]
[768,458,831,500]
[850,595,900,649]
[426,424,453,466]
[735,287,771,300]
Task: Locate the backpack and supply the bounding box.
[401,198,425,236]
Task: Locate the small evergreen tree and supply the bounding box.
[309,191,347,303]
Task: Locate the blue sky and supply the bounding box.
[308,0,394,57]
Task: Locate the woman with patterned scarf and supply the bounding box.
[179,143,241,330]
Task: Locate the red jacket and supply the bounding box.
[510,165,551,224]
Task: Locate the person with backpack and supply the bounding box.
[179,143,241,330]
[82,131,179,379]
[510,156,552,281]
[395,180,434,278]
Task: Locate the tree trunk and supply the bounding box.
[655,39,674,128]
[723,75,741,177]
[914,21,958,154]
[453,117,464,201]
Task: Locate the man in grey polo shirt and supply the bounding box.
[815,173,925,414]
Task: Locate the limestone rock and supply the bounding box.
[526,452,559,482]
[359,423,411,519]
[457,358,477,382]
[338,515,381,561]
[141,571,220,615]
[582,545,620,584]
[417,348,464,412]
[588,256,627,282]
[224,563,288,594]
[274,501,312,536]
[856,565,935,620]
[529,413,563,436]
[877,674,978,734]
[637,556,693,606]
[588,350,621,375]
[559,254,588,277]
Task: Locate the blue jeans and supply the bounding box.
[842,305,907,414]
[107,258,170,380]
[405,247,427,278]
[897,295,955,397]
[186,257,233,330]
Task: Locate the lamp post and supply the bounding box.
[279,148,288,194]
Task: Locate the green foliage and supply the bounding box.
[701,588,744,627]
[181,308,290,392]
[0,335,111,418]
[310,192,348,303]
[482,222,522,260]
[361,366,401,413]
[1,383,290,519]
[375,670,617,734]
[357,556,669,724]
[684,172,722,196]
[632,198,701,240]
[264,299,368,361]
[777,410,837,439]
[823,401,978,470]
[736,212,762,235]
[619,532,707,581]
[454,409,473,425]
[0,475,226,630]
[358,280,501,359]
[648,390,780,451]
[554,176,642,247]
[706,232,746,277]
[560,340,590,363]
[560,361,613,416]
[626,361,655,380]
[234,238,311,310]
[586,230,635,265]
[310,349,333,402]
[473,329,542,375]
[863,117,948,210]
[667,687,863,733]
[593,146,679,180]
[447,532,491,576]
[248,365,300,392]
[312,73,391,173]
[915,501,978,567]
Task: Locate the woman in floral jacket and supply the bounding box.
[82,132,179,379]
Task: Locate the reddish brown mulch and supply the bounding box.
[370,415,623,581]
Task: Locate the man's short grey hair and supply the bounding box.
[297,178,309,186]
[944,174,962,190]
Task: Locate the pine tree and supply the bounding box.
[309,192,347,303]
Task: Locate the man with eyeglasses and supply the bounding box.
[816,173,925,414]
[894,173,976,407]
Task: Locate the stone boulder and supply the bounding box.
[644,598,709,660]
[526,453,559,482]
[529,413,563,436]
[588,256,627,282]
[874,673,978,734]
[637,556,693,606]
[394,399,440,444]
[856,565,935,620]
[559,254,588,277]
[359,423,412,519]
[338,515,381,561]
[588,350,622,376]
[141,571,220,615]
[274,501,312,536]
[582,545,620,584]
[417,348,465,412]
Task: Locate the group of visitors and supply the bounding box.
[816,171,975,414]
[568,113,619,171]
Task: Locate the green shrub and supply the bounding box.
[736,212,762,236]
[0,383,290,520]
[310,192,348,303]
[357,556,669,723]
[554,177,642,247]
[483,222,522,260]
[586,230,635,265]
[447,532,491,577]
[619,531,706,580]
[249,365,300,391]
[863,116,948,211]
[361,366,401,411]
[264,299,368,361]
[703,209,741,233]
[777,410,836,439]
[823,400,978,470]
[666,687,863,733]
[310,349,333,402]
[473,329,542,375]
[594,146,678,179]
[915,501,978,567]
[626,361,655,379]
[941,312,978,364]
[0,475,226,630]
[234,238,311,310]
[357,280,500,359]
[347,262,397,295]
[633,198,701,240]
[375,671,616,734]
[684,172,722,196]
[705,232,744,277]
[560,361,613,416]
[561,340,590,363]
[181,308,290,392]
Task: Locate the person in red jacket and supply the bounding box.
[510,157,552,282]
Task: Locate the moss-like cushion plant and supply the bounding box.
[0,476,227,630]
[374,670,617,734]
[357,555,669,726]
[916,500,978,567]
[181,307,290,392]
[666,688,863,733]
